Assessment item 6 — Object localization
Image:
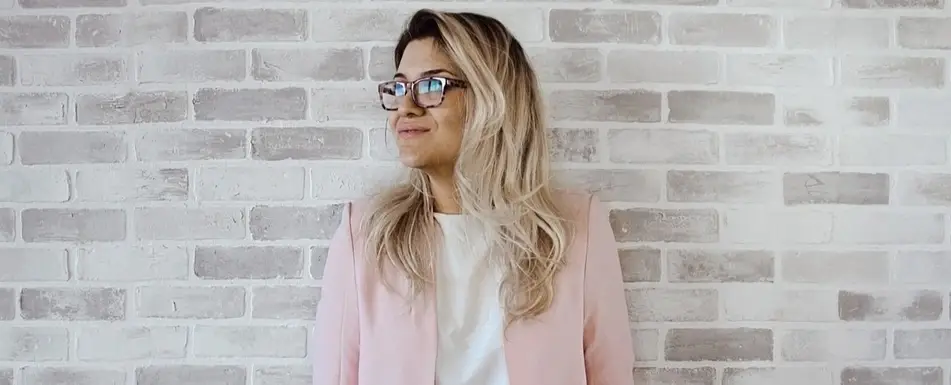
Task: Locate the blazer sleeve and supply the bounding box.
[582,195,635,385]
[311,202,360,385]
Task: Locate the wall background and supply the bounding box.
[1,0,950,384]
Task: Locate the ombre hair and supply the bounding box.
[361,8,573,324]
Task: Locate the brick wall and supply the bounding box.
[0,0,950,384]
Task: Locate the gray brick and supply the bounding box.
[669,91,775,125]
[670,13,776,47]
[136,129,246,161]
[668,249,774,283]
[723,368,832,385]
[724,133,832,166]
[19,53,128,86]
[608,50,719,84]
[0,327,68,361]
[311,87,379,121]
[76,245,189,281]
[609,129,718,165]
[841,56,945,88]
[723,287,838,322]
[0,93,68,126]
[0,248,68,281]
[20,0,125,7]
[254,366,311,385]
[311,9,409,42]
[548,90,661,122]
[618,248,662,283]
[548,128,598,163]
[252,48,363,82]
[76,168,188,202]
[785,16,889,49]
[633,368,716,385]
[368,46,395,81]
[194,88,307,121]
[897,172,951,205]
[783,172,889,205]
[557,169,662,202]
[894,251,951,285]
[665,328,773,361]
[0,16,69,48]
[0,132,11,164]
[841,134,946,166]
[194,326,307,358]
[841,367,942,385]
[252,286,320,320]
[0,288,14,320]
[197,167,305,201]
[781,329,886,361]
[784,94,889,127]
[833,211,945,244]
[136,366,246,385]
[139,50,246,83]
[626,288,718,322]
[76,12,187,47]
[782,251,889,285]
[839,290,943,321]
[0,208,11,241]
[0,56,14,86]
[631,330,660,361]
[20,287,126,321]
[527,48,602,83]
[20,368,126,385]
[842,0,943,8]
[251,126,362,161]
[22,209,126,242]
[899,17,951,50]
[549,9,661,43]
[20,131,126,165]
[195,8,307,42]
[0,369,9,385]
[249,205,342,241]
[78,326,187,361]
[135,207,245,241]
[668,170,777,204]
[136,286,245,319]
[195,246,304,279]
[728,0,833,6]
[0,170,68,202]
[76,91,188,125]
[310,247,328,279]
[610,208,719,243]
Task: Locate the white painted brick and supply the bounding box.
[75,245,189,281]
[138,49,246,83]
[19,53,128,86]
[136,286,245,319]
[0,327,68,361]
[0,132,11,165]
[723,209,833,244]
[722,286,839,321]
[193,326,307,358]
[76,168,188,202]
[833,211,945,244]
[0,93,68,126]
[0,248,68,281]
[77,326,187,360]
[840,134,947,166]
[0,169,69,202]
[725,54,833,87]
[197,166,306,201]
[134,207,245,240]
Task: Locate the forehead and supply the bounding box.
[396,38,457,79]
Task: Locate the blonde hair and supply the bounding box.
[361,9,573,324]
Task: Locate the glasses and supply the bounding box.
[377,76,468,111]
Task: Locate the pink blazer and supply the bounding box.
[310,191,635,385]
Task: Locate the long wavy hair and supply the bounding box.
[361,9,573,325]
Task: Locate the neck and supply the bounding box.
[426,167,460,214]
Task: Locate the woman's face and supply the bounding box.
[385,38,467,174]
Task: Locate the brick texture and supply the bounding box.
[0,1,949,384]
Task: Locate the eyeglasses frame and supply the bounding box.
[377,76,469,111]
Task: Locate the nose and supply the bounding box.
[396,92,424,117]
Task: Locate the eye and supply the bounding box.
[417,78,444,94]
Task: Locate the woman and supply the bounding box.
[311,8,634,385]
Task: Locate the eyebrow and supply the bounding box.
[393,68,455,79]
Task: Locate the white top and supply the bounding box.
[433,213,510,385]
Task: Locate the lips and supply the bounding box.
[397,126,430,134]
